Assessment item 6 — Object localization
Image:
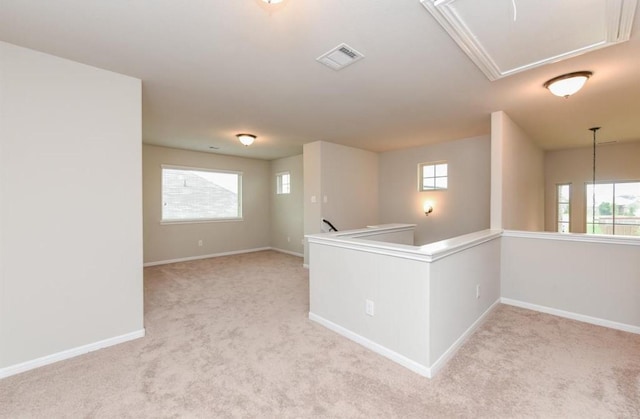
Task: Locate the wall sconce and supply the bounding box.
[424,201,434,216]
[236,133,256,147]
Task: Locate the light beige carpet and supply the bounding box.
[1,250,638,418]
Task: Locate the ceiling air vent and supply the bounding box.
[316,43,364,71]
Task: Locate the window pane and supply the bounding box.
[586,181,640,236]
[435,177,448,189]
[586,183,613,223]
[558,184,570,202]
[614,182,640,216]
[558,204,570,222]
[423,164,435,177]
[435,163,447,177]
[420,161,448,191]
[276,172,291,194]
[162,168,241,221]
[423,178,435,189]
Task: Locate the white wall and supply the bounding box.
[429,237,500,364]
[379,135,491,245]
[143,145,271,264]
[309,243,431,366]
[544,141,640,233]
[0,42,143,368]
[491,111,544,231]
[308,228,501,377]
[501,232,640,332]
[270,154,304,256]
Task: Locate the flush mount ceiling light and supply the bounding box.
[262,0,283,3]
[236,134,256,147]
[544,71,592,98]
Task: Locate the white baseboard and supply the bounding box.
[271,248,304,258]
[501,298,640,335]
[309,312,432,378]
[428,298,501,377]
[144,247,271,267]
[0,329,145,380]
[309,300,500,379]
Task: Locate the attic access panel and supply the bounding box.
[421,0,637,80]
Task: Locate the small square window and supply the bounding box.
[276,172,290,195]
[419,162,448,191]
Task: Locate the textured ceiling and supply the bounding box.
[1,0,639,160]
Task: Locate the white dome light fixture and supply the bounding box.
[262,0,283,3]
[544,71,593,98]
[236,133,256,147]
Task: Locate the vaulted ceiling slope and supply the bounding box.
[1,0,639,160]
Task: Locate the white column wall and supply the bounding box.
[309,244,431,366]
[429,238,501,365]
[0,42,143,370]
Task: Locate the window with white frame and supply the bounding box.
[276,171,290,195]
[586,181,640,236]
[161,165,242,222]
[419,161,448,191]
[556,183,571,233]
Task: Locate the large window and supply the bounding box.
[556,183,571,233]
[276,171,290,195]
[586,181,640,236]
[419,161,448,191]
[162,165,242,222]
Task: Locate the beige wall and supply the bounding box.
[0,42,143,368]
[303,141,378,264]
[321,141,379,231]
[143,145,271,264]
[270,154,304,255]
[379,136,491,245]
[303,142,322,264]
[491,111,544,231]
[544,140,640,233]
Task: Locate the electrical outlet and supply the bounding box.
[365,299,375,316]
[198,240,203,247]
[476,284,480,299]
[287,236,291,242]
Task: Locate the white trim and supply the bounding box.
[490,111,503,229]
[160,218,243,225]
[503,229,640,246]
[0,329,145,379]
[144,247,271,267]
[271,248,303,258]
[161,164,243,176]
[308,313,432,378]
[501,298,640,335]
[429,299,500,377]
[420,0,635,80]
[307,229,501,263]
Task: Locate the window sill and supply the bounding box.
[161,218,243,225]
